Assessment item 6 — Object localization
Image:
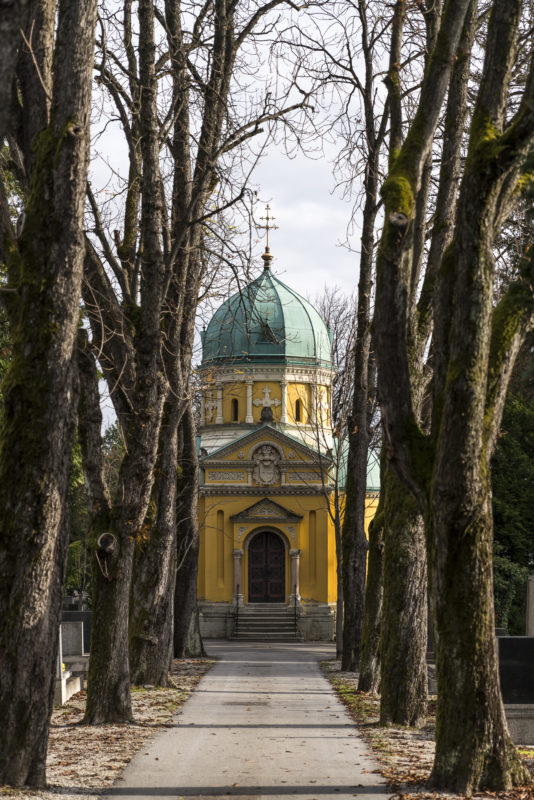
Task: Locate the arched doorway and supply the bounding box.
[248,531,285,602]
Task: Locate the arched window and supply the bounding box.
[231,398,239,422]
[295,398,302,422]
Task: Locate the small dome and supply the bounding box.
[201,266,333,367]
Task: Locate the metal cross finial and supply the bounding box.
[258,204,279,249]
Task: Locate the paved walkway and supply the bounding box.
[104,641,391,800]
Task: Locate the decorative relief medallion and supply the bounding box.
[237,451,245,459]
[287,450,296,459]
[252,444,281,485]
[207,471,245,481]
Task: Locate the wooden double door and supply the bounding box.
[248,531,285,602]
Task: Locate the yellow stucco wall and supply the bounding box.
[203,379,331,427]
[198,491,379,606]
[222,381,247,423]
[287,382,310,424]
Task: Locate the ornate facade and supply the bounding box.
[197,246,379,640]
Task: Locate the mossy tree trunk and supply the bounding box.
[379,465,427,726]
[0,0,32,143]
[339,1,386,671]
[174,403,205,658]
[129,403,179,686]
[83,1,306,695]
[83,0,168,723]
[358,489,384,694]
[0,0,97,787]
[371,0,476,729]
[373,0,534,791]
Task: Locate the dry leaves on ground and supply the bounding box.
[0,658,214,800]
[321,660,534,800]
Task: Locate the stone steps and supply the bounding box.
[233,604,300,641]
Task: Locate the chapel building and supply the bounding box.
[197,244,379,640]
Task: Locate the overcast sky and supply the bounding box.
[249,144,360,302]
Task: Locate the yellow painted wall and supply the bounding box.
[222,381,247,423]
[287,383,310,423]
[203,375,332,428]
[250,381,282,423]
[198,491,378,605]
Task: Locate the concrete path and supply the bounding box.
[104,641,391,800]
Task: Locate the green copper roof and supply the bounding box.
[201,266,333,367]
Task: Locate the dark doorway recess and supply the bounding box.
[248,531,285,602]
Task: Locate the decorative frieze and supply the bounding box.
[288,471,322,482]
[207,471,246,482]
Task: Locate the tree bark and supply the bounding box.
[379,465,427,726]
[0,0,97,786]
[129,405,179,686]
[358,467,385,694]
[0,0,30,142]
[429,473,528,789]
[339,0,386,672]
[334,511,344,658]
[84,0,168,723]
[174,403,205,658]
[373,0,534,790]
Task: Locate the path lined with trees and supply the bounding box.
[1,0,533,796]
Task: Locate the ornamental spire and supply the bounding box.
[258,203,278,269]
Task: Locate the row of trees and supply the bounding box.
[0,0,317,786]
[289,0,534,793]
[0,0,533,795]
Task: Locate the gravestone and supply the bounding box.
[499,636,534,745]
[61,610,91,653]
[527,576,534,636]
[499,637,534,703]
[61,621,84,656]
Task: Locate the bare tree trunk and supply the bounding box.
[429,473,526,789]
[0,0,31,142]
[339,0,384,670]
[84,0,168,722]
[174,403,205,658]
[340,161,378,672]
[358,478,384,693]
[0,0,97,786]
[129,406,179,686]
[379,465,427,726]
[373,0,534,790]
[334,513,344,658]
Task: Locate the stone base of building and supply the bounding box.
[298,603,335,641]
[199,601,335,641]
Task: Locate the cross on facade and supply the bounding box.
[253,385,281,408]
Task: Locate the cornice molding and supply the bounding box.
[200,486,331,497]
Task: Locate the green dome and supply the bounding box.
[201,265,333,367]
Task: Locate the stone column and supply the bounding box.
[527,575,534,635]
[233,549,244,606]
[216,382,224,424]
[245,379,254,423]
[310,383,317,424]
[280,379,288,423]
[289,549,301,603]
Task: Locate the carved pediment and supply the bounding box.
[230,498,302,523]
[200,424,328,466]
